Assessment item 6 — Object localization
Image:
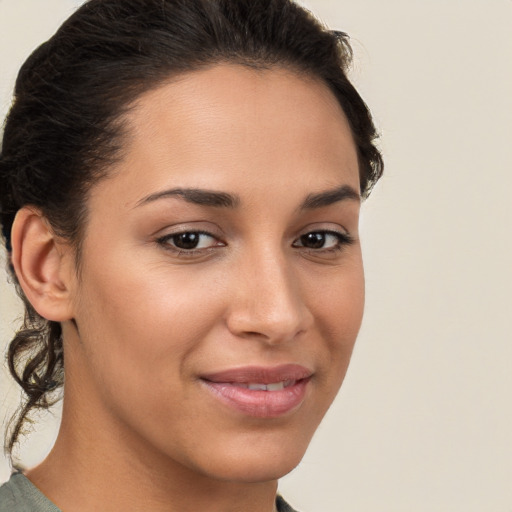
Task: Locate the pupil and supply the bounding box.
[302,232,325,249]
[174,233,199,249]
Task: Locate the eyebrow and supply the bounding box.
[135,188,240,208]
[300,185,360,209]
[135,184,360,210]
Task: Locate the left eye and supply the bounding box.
[293,231,351,250]
[159,231,219,251]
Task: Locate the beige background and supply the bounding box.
[1,0,511,510]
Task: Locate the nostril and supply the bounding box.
[245,331,265,337]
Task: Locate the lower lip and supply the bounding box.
[202,378,310,418]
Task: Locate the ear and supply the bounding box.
[11,207,75,322]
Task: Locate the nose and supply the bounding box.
[226,249,313,344]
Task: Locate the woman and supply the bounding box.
[0,0,382,510]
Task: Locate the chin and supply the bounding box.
[185,431,313,484]
[207,451,305,484]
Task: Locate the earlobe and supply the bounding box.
[11,207,75,322]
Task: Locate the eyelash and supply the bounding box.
[156,229,354,258]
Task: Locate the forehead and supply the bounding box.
[100,64,359,204]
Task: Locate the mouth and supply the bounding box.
[200,364,312,418]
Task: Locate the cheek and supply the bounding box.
[312,254,364,328]
[309,258,365,382]
[72,254,227,398]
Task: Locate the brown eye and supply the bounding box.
[158,231,221,252]
[173,232,202,249]
[293,230,353,251]
[299,232,326,249]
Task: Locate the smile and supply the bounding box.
[200,365,312,418]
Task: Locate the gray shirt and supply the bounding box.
[0,474,59,512]
[0,473,299,511]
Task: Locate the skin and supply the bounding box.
[16,64,364,512]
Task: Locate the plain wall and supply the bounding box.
[1,1,511,510]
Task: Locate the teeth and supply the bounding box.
[242,381,294,391]
[248,383,268,390]
[230,380,297,390]
[266,382,285,391]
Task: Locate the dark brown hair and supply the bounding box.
[0,0,383,458]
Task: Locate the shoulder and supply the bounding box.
[0,473,61,512]
[0,474,21,512]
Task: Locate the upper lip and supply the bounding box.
[200,364,313,384]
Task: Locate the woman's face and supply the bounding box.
[63,64,364,482]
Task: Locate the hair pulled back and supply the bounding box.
[0,0,383,458]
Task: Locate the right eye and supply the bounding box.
[157,231,223,253]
